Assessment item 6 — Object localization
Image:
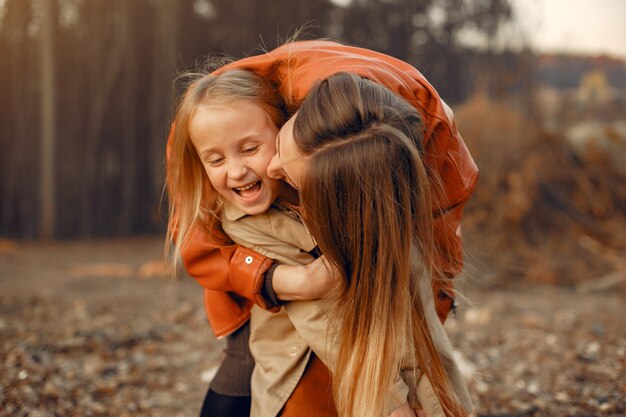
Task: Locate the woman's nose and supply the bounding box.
[266,152,283,180]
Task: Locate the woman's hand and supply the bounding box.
[387,402,418,417]
[271,256,340,301]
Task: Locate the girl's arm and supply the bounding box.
[182,225,279,311]
[182,224,337,310]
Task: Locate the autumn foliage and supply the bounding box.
[456,93,626,286]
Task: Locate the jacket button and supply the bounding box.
[245,256,253,265]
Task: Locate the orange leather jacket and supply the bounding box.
[175,41,478,338]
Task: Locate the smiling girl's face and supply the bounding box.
[189,100,282,215]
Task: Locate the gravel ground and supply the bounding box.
[1,238,624,416]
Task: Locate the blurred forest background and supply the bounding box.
[2,1,626,416]
[1,0,625,286]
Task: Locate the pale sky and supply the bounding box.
[511,0,626,58]
[331,0,626,59]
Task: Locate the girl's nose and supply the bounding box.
[227,161,248,180]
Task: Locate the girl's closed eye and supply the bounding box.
[242,144,260,155]
[207,155,225,167]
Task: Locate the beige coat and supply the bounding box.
[221,202,473,417]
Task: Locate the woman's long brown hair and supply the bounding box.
[296,72,467,417]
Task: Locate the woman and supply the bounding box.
[265,71,473,417]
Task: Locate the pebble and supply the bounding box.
[556,392,569,402]
[599,402,614,412]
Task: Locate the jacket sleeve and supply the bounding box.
[182,226,277,310]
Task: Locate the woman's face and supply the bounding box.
[267,114,309,190]
[189,101,282,215]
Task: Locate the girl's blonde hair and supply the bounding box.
[165,69,287,273]
[296,72,467,417]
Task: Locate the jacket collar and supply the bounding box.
[222,201,303,223]
[223,202,248,222]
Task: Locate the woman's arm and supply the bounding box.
[269,256,339,301]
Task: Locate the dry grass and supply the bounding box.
[454,93,626,287]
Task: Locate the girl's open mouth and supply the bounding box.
[233,181,262,199]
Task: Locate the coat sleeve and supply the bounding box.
[181,226,277,311]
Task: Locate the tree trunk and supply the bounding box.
[82,0,125,235]
[120,0,136,233]
[150,0,180,224]
[40,0,57,239]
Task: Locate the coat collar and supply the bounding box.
[222,202,248,222]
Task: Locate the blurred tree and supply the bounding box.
[1,0,40,238]
[338,0,513,102]
[196,0,334,59]
[40,0,57,239]
[0,0,521,239]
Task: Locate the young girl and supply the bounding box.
[166,68,292,416]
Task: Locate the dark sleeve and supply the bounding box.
[260,246,322,307]
[261,263,284,309]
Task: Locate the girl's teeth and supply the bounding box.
[236,182,257,191]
